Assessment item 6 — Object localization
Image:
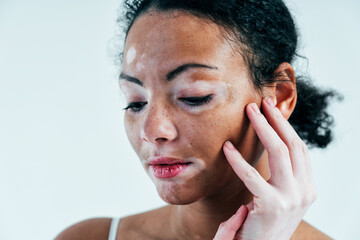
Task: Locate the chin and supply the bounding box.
[155,182,203,205]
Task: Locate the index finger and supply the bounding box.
[261,97,310,179]
[213,205,248,240]
[246,102,294,186]
[223,141,271,197]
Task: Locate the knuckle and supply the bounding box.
[301,190,317,207]
[274,143,289,158]
[219,221,227,229]
[245,167,259,181]
[288,139,308,154]
[301,199,309,208]
[278,199,288,211]
[267,189,317,217]
[266,193,285,210]
[254,198,269,212]
[289,200,299,211]
[288,139,300,150]
[299,141,309,156]
[272,198,289,215]
[286,137,309,156]
[272,194,301,214]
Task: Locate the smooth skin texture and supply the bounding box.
[56,10,332,240]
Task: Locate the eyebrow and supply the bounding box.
[119,63,218,86]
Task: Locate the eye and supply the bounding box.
[123,102,147,112]
[179,94,213,106]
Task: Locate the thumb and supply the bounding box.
[213,205,248,240]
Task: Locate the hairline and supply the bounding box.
[122,7,262,92]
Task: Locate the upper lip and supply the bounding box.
[148,156,191,165]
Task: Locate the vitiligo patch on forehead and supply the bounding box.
[126,46,137,65]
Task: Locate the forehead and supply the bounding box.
[123,10,237,69]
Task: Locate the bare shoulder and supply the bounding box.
[54,207,169,240]
[291,220,333,240]
[55,217,112,240]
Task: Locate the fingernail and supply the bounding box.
[224,141,235,150]
[250,103,260,114]
[265,97,275,107]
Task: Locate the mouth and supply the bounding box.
[148,157,192,179]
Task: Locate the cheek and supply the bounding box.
[180,107,244,161]
[186,102,262,166]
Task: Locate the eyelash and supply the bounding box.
[123,102,147,112]
[179,94,213,106]
[123,94,214,113]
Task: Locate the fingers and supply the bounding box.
[223,141,271,197]
[213,205,248,240]
[218,98,316,240]
[261,97,310,180]
[246,102,294,185]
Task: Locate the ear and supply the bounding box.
[267,63,297,120]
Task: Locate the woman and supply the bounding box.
[56,0,337,239]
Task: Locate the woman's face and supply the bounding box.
[120,10,264,204]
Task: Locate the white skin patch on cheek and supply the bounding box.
[126,46,136,65]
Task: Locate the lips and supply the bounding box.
[148,157,191,178]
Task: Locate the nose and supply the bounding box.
[141,104,178,144]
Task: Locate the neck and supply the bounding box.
[169,151,270,239]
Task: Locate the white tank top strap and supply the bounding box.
[108,217,121,240]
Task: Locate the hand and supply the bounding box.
[214,97,317,240]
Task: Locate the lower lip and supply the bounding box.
[150,163,190,178]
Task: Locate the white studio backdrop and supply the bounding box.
[0,0,359,239]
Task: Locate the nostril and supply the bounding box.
[141,110,178,143]
[156,137,168,142]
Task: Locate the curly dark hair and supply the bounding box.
[116,0,341,148]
